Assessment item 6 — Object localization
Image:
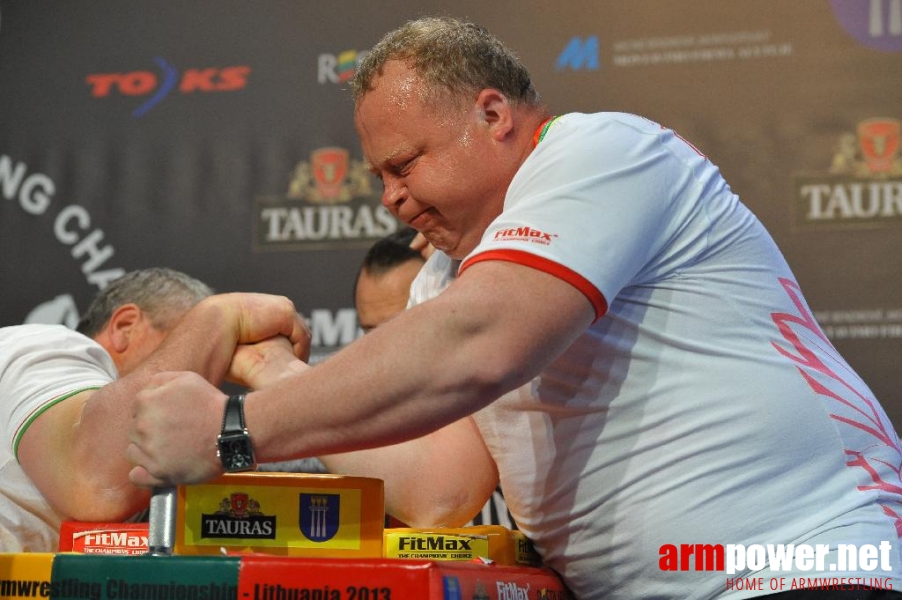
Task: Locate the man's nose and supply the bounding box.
[380,175,406,212]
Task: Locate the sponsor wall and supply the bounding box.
[1,1,900,428]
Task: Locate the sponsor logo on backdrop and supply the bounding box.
[555,36,600,71]
[307,307,361,364]
[830,0,902,52]
[85,59,251,117]
[201,492,276,539]
[24,294,80,328]
[794,117,902,229]
[794,119,902,343]
[254,146,398,251]
[612,30,792,67]
[318,48,369,84]
[814,307,902,342]
[0,154,126,324]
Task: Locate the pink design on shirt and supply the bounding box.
[770,277,902,538]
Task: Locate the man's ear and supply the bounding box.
[475,88,514,141]
[105,303,142,353]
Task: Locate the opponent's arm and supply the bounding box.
[18,293,309,522]
[321,416,498,528]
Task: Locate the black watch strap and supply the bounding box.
[218,394,256,472]
[222,394,247,433]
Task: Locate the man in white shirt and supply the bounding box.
[0,267,308,551]
[125,18,902,599]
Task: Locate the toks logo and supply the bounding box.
[794,117,902,229]
[85,58,251,117]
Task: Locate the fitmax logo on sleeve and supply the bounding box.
[85,58,251,117]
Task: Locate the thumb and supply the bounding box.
[128,464,167,488]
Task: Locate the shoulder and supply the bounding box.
[518,111,696,187]
[538,112,666,148]
[0,324,99,354]
[0,324,114,378]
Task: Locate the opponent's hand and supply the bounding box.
[227,336,309,390]
[127,371,226,487]
[192,293,312,361]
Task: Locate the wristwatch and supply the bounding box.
[216,394,257,472]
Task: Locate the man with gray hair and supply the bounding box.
[0,267,308,552]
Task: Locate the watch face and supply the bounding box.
[218,434,256,471]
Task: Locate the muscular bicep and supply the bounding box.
[433,258,596,393]
[18,385,150,521]
[17,390,93,515]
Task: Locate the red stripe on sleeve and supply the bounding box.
[460,249,608,322]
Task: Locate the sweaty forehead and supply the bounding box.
[355,77,422,169]
[357,60,422,115]
[387,71,420,111]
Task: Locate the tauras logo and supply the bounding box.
[794,118,902,228]
[254,147,398,250]
[201,492,276,539]
[202,517,274,538]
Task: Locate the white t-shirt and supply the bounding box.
[0,324,117,552]
[412,112,902,599]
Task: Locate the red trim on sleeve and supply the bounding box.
[460,249,608,322]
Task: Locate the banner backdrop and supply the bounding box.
[1,1,900,428]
